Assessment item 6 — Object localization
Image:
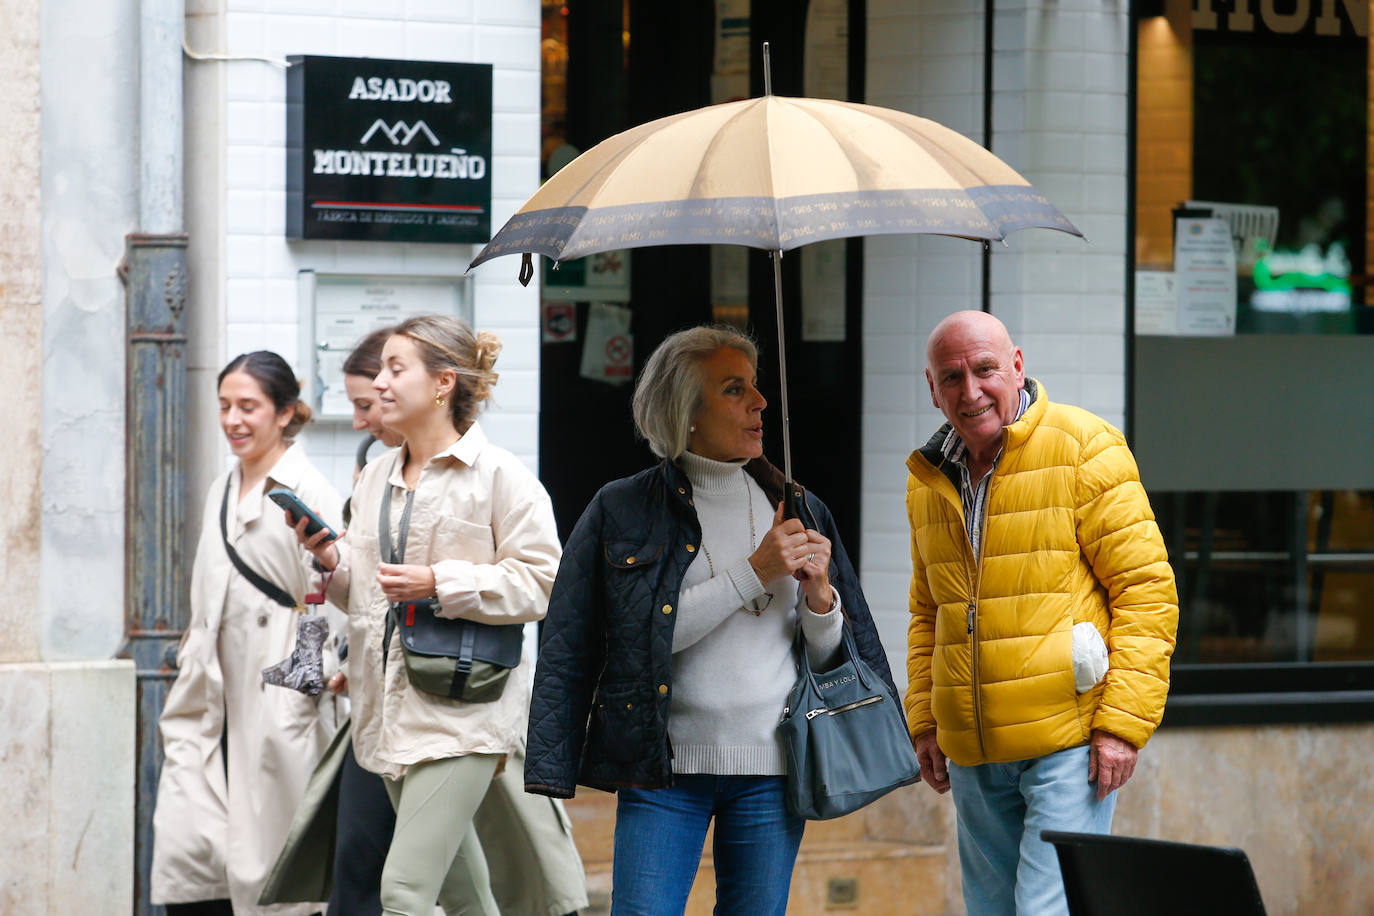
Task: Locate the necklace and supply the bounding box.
[699,471,773,615]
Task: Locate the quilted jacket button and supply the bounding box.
[626,556,636,565]
[658,684,669,696]
[257,614,269,627]
[661,604,673,615]
[685,544,695,553]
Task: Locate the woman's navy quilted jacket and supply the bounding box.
[524,456,898,798]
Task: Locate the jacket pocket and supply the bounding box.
[436,516,496,565]
[586,681,655,764]
[1071,621,1108,693]
[604,540,664,570]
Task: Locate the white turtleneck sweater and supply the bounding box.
[669,451,844,776]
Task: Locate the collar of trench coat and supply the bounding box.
[227,442,319,535]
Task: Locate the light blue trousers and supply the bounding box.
[949,745,1116,916]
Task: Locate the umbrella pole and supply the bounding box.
[771,248,804,520]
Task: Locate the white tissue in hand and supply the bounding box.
[1071,621,1108,693]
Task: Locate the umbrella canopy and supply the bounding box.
[469,94,1080,271]
[469,80,1083,494]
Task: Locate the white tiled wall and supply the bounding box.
[216,0,541,499]
[862,1,1130,692]
[989,2,1129,428]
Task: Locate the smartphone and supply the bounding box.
[267,488,338,541]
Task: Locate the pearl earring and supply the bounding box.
[689,424,696,433]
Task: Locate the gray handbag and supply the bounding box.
[778,622,921,820]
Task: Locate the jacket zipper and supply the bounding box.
[966,478,992,762]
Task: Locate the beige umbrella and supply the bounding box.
[470,46,1081,503]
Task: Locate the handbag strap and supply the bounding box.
[792,619,872,693]
[377,453,418,565]
[380,454,419,667]
[220,476,297,609]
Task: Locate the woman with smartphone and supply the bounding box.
[292,315,563,916]
[311,325,587,916]
[151,351,344,915]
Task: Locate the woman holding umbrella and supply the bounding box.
[524,324,896,915]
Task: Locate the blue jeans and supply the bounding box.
[611,775,804,916]
[949,745,1117,916]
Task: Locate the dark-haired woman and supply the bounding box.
[151,351,344,915]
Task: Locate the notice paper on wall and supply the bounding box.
[1173,217,1237,336]
[580,302,634,385]
[1135,270,1178,335]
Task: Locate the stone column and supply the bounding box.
[0,4,55,909]
[0,0,42,670]
[0,0,137,912]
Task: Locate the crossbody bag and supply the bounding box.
[378,456,523,702]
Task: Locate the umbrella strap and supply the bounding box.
[519,253,533,287]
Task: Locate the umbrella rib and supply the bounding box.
[781,98,1037,240]
[764,99,784,249]
[553,116,691,214]
[561,101,759,255]
[683,99,785,246]
[833,99,1006,185]
[802,98,985,187]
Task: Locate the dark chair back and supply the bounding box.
[1042,829,1267,916]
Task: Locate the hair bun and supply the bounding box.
[286,399,313,437]
[474,331,503,373]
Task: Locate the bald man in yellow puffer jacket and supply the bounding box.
[905,310,1177,916]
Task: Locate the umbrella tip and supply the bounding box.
[762,42,772,96]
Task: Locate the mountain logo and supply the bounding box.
[360,120,441,147]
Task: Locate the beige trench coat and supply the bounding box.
[151,445,345,913]
[327,421,560,780]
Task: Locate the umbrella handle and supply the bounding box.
[783,482,804,522]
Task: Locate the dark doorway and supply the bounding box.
[537,0,865,561]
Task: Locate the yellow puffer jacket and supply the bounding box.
[904,380,1177,767]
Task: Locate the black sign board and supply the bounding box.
[286,55,493,243]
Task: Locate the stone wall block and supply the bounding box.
[0,666,52,911]
[47,661,136,913]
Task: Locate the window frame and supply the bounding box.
[1126,0,1374,726]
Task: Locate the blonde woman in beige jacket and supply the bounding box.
[292,316,561,916]
[152,351,344,915]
